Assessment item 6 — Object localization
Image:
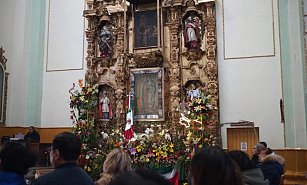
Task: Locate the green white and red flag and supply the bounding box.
[124,93,134,140]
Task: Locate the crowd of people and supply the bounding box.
[0,132,284,185]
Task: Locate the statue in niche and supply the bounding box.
[99,90,113,119]
[184,15,201,50]
[187,83,201,100]
[99,25,112,57]
[115,89,124,116]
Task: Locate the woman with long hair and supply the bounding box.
[95,148,132,185]
[191,146,242,185]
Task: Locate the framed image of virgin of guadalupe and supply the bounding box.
[130,68,164,121]
[134,10,158,48]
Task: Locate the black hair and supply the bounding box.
[52,132,81,161]
[259,141,267,148]
[228,150,256,171]
[191,146,242,185]
[109,168,172,185]
[0,141,37,175]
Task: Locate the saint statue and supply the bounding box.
[99,26,111,57]
[184,16,201,50]
[99,91,113,119]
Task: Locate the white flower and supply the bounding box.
[164,133,171,141]
[130,137,136,142]
[85,155,90,159]
[145,128,154,136]
[101,132,109,139]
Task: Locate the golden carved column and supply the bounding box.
[203,2,219,142]
[166,6,182,133]
[113,12,126,126]
[84,1,98,84]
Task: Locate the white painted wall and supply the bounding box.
[0,0,31,126]
[0,0,86,127]
[216,0,285,148]
[41,0,86,127]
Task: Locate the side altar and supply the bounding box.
[70,0,218,180]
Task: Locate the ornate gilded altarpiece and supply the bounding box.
[83,0,219,142]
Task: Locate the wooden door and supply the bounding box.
[227,127,259,156]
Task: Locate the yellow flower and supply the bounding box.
[169,148,174,153]
[162,152,168,158]
[196,98,202,104]
[169,143,174,148]
[146,158,150,162]
[87,166,91,172]
[136,145,142,152]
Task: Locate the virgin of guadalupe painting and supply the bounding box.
[134,10,158,48]
[183,15,202,50]
[130,68,164,121]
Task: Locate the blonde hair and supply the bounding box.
[103,148,132,175]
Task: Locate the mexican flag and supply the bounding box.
[162,169,179,185]
[124,93,134,140]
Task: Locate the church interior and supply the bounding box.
[0,0,307,184]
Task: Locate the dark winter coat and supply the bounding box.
[260,154,285,185]
[32,162,94,185]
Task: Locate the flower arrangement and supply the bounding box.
[69,81,218,180]
[125,128,178,166]
[69,79,99,122]
[186,86,215,122]
[179,86,218,160]
[69,80,103,178]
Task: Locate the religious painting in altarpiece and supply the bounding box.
[130,68,164,121]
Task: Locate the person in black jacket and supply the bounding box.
[33,132,94,185]
[24,126,40,143]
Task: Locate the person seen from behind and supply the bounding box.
[228,150,269,185]
[95,148,132,185]
[32,132,94,185]
[0,141,37,185]
[191,146,243,185]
